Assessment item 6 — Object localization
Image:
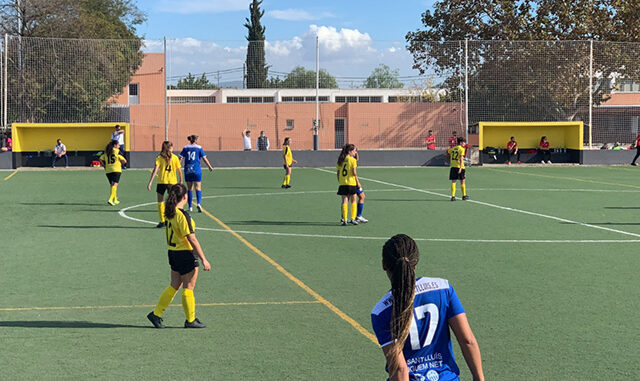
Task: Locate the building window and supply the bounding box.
[238,97,250,103]
[293,96,304,102]
[170,96,216,104]
[251,97,263,103]
[370,96,382,102]
[388,96,397,102]
[335,96,346,103]
[358,96,370,103]
[286,119,295,130]
[346,96,357,103]
[281,96,293,102]
[227,97,239,103]
[129,83,139,105]
[263,97,275,103]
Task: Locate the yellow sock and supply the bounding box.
[351,202,357,220]
[461,184,467,196]
[182,288,196,323]
[451,183,456,197]
[285,175,290,185]
[109,185,117,202]
[153,286,178,317]
[157,202,165,223]
[341,203,348,221]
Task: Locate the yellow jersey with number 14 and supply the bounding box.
[166,209,196,251]
[337,156,358,186]
[448,145,466,169]
[156,154,181,184]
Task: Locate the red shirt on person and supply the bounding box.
[507,140,518,152]
[540,140,550,150]
[635,134,640,147]
[448,136,457,148]
[426,135,436,150]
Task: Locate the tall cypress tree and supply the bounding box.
[244,0,267,88]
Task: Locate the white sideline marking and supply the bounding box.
[315,168,640,239]
[118,193,640,244]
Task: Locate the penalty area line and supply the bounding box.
[200,206,379,345]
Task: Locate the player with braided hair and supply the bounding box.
[147,184,211,329]
[371,234,484,381]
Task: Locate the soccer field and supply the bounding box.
[1,166,639,380]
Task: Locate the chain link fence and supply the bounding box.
[3,35,640,151]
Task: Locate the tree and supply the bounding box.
[172,73,219,90]
[1,0,145,123]
[365,64,404,88]
[244,0,268,88]
[266,66,338,89]
[405,0,640,125]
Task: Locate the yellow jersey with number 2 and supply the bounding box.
[448,145,466,169]
[155,154,181,184]
[166,209,195,251]
[337,156,358,186]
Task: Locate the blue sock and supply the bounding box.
[196,190,202,205]
[357,203,364,217]
[187,191,193,208]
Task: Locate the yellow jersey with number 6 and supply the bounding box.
[156,154,181,184]
[448,145,465,169]
[165,209,195,251]
[337,156,358,186]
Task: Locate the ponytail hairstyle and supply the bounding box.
[283,137,290,146]
[187,135,198,144]
[160,141,173,164]
[105,140,117,157]
[337,143,355,166]
[164,184,188,219]
[382,234,420,378]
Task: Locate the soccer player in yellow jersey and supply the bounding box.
[336,143,362,225]
[99,141,127,206]
[448,137,469,201]
[281,137,297,189]
[147,141,183,228]
[147,184,211,329]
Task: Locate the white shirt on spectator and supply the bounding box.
[54,143,66,155]
[243,135,251,150]
[111,130,124,145]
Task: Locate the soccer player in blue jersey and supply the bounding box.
[180,135,214,212]
[371,234,484,381]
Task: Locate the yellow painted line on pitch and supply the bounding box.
[201,207,379,345]
[0,300,320,312]
[486,168,640,190]
[3,169,18,181]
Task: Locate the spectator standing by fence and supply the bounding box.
[52,139,69,168]
[425,130,436,150]
[257,131,270,151]
[506,136,520,164]
[631,133,640,166]
[242,129,252,151]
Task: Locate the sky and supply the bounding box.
[133,0,437,86]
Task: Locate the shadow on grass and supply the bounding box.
[561,221,640,226]
[38,225,152,229]
[604,207,640,210]
[21,202,103,206]
[226,220,338,227]
[368,199,446,202]
[0,321,145,329]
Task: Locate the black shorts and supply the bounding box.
[156,183,172,195]
[449,167,466,180]
[337,185,358,195]
[168,250,199,275]
[106,172,121,184]
[283,164,290,169]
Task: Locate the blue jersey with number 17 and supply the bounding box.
[371,277,465,381]
[180,144,206,175]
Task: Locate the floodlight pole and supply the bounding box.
[164,37,168,141]
[313,35,319,151]
[589,39,593,149]
[464,39,469,143]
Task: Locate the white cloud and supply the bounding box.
[155,0,249,14]
[268,9,335,21]
[142,25,421,86]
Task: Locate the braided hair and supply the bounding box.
[382,234,420,377]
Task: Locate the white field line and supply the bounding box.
[118,193,640,244]
[315,168,640,239]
